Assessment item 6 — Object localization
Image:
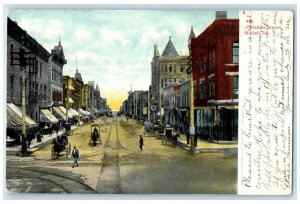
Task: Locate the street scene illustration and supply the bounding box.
[6,10,239,194]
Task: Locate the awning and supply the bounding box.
[78,108,92,116]
[6,103,37,129]
[69,108,79,116]
[93,108,99,113]
[68,84,75,91]
[59,106,73,118]
[40,109,59,124]
[68,97,74,104]
[52,106,66,120]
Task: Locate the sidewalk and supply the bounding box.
[176,133,238,155]
[6,125,78,156]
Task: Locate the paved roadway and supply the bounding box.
[5,115,237,194]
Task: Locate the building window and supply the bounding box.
[209,77,215,97]
[200,57,206,72]
[173,78,176,83]
[174,65,176,72]
[169,65,172,72]
[193,81,197,99]
[165,66,167,73]
[40,62,42,76]
[35,60,38,74]
[233,76,239,99]
[232,42,239,64]
[200,80,206,99]
[208,48,215,68]
[10,75,14,102]
[181,66,185,72]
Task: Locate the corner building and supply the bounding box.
[191,15,239,141]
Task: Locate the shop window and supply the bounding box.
[233,76,239,99]
[232,42,239,64]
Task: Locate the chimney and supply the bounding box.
[215,11,227,20]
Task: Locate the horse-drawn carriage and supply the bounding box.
[90,124,102,146]
[51,133,71,159]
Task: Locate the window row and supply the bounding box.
[198,42,239,72]
[161,78,178,88]
[162,65,186,73]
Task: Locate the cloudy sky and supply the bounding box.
[8,9,238,110]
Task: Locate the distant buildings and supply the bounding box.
[6,17,109,139]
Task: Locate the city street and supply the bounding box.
[6,115,237,194]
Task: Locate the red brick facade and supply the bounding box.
[191,19,239,107]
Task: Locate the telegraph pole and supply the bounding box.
[148,89,150,121]
[11,42,35,140]
[188,31,195,153]
[159,77,162,125]
[19,47,27,137]
[21,62,26,137]
[66,78,69,122]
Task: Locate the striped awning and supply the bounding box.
[78,108,91,116]
[68,97,74,104]
[69,108,79,116]
[40,109,59,124]
[52,106,66,120]
[58,106,73,118]
[6,103,37,129]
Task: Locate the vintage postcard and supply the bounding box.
[3,7,294,196]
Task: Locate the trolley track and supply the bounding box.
[7,166,96,193]
[96,117,122,193]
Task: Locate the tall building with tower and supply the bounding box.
[50,37,67,105]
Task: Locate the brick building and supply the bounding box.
[191,13,239,141]
[7,17,51,123]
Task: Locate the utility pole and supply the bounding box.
[86,83,88,116]
[66,78,69,123]
[11,41,35,140]
[188,30,195,153]
[159,77,162,125]
[19,47,27,137]
[148,89,150,121]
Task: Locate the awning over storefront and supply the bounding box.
[93,108,99,113]
[68,84,75,91]
[52,106,66,120]
[58,106,73,118]
[68,97,74,104]
[69,108,79,117]
[6,103,37,129]
[40,109,59,124]
[78,108,92,116]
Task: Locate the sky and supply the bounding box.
[8,9,238,110]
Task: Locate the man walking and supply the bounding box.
[72,146,79,168]
[139,135,144,151]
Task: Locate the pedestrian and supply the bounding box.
[186,128,190,145]
[27,130,33,148]
[72,146,79,168]
[55,125,59,136]
[139,135,144,151]
[49,125,53,137]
